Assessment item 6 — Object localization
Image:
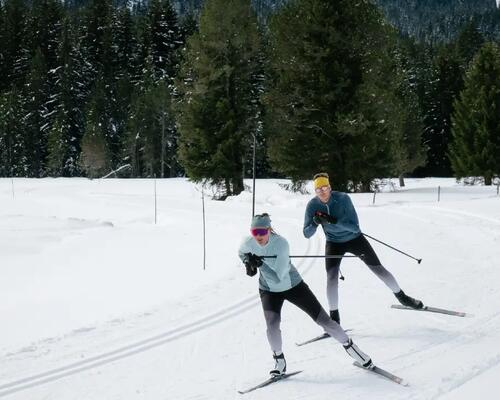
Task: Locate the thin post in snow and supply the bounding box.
[252,133,256,218]
[154,176,157,225]
[497,184,499,196]
[438,186,441,202]
[372,190,376,205]
[202,186,206,270]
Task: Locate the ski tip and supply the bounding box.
[353,362,409,387]
[391,304,410,310]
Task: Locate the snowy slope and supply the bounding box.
[0,177,499,399]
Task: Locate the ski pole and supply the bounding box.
[362,232,422,264]
[261,254,363,259]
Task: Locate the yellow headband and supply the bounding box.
[314,176,330,189]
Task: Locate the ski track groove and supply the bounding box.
[359,205,500,398]
[3,201,497,398]
[431,353,500,400]
[380,311,500,400]
[0,224,322,398]
[376,203,500,229]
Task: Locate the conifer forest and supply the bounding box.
[0,0,499,193]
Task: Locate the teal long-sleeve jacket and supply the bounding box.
[303,192,361,243]
[238,233,302,292]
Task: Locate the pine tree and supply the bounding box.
[265,0,412,191]
[179,11,199,42]
[23,48,50,177]
[125,54,159,177]
[145,0,182,82]
[0,87,26,176]
[47,18,85,177]
[3,0,30,89]
[175,0,264,197]
[391,40,426,185]
[0,3,7,91]
[80,0,113,80]
[455,19,485,69]
[125,54,178,177]
[113,5,139,81]
[109,5,138,168]
[449,42,500,185]
[29,0,64,72]
[414,20,486,178]
[421,45,464,176]
[80,0,120,168]
[80,77,112,178]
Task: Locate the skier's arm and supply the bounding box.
[272,238,291,281]
[238,239,252,264]
[303,202,318,238]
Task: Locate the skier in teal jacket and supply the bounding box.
[303,172,424,327]
[239,213,373,377]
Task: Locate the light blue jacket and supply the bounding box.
[238,233,302,292]
[303,192,361,243]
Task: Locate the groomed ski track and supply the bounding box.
[1,182,499,400]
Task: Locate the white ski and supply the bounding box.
[295,329,353,347]
[353,362,409,386]
[391,304,473,317]
[238,370,302,394]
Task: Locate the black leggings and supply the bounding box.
[259,281,349,354]
[325,234,400,310]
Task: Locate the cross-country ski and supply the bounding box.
[296,329,353,347]
[391,304,473,317]
[353,362,409,386]
[237,371,303,395]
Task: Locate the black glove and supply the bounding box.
[244,253,263,268]
[245,264,257,277]
[313,211,337,225]
[243,253,263,276]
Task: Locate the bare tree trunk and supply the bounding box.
[232,176,244,196]
[161,110,166,179]
[225,177,231,198]
[399,173,405,187]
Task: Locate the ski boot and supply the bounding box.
[343,339,373,368]
[270,352,286,376]
[395,290,423,309]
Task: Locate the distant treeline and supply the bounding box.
[0,0,499,194]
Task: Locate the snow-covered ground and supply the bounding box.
[1,177,499,399]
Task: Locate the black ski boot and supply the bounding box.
[330,309,340,324]
[395,290,423,309]
[270,352,286,376]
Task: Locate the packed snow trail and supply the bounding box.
[0,178,498,399]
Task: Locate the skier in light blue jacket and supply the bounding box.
[239,213,373,377]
